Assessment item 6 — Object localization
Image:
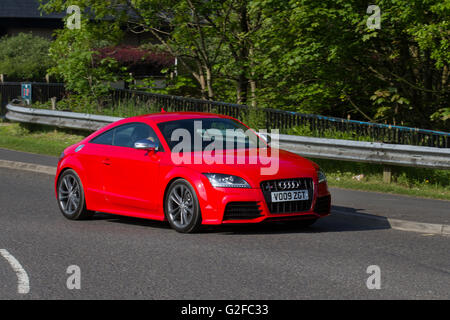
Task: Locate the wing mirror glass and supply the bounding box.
[134,139,159,152]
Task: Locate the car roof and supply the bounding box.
[85,111,245,146]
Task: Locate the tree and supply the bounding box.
[44,11,124,103]
[40,0,263,105]
[251,0,450,129]
[0,33,52,81]
[123,0,260,103]
[40,0,449,130]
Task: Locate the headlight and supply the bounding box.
[203,173,251,188]
[318,169,327,184]
[59,151,65,162]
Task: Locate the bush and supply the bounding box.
[0,33,52,81]
[241,107,267,130]
[48,22,124,103]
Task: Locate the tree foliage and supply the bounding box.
[252,0,449,129]
[40,0,449,130]
[0,33,52,81]
[41,2,125,100]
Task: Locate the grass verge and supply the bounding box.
[0,122,87,156]
[312,158,450,201]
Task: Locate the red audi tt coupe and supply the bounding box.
[55,112,331,233]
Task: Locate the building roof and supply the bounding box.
[0,0,64,19]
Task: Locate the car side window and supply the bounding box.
[91,123,162,149]
[90,128,114,145]
[129,123,163,151]
[113,124,136,148]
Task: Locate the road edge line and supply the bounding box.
[334,210,449,236]
[0,159,56,175]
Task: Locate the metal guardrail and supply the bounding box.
[5,104,122,131]
[277,134,450,170]
[6,104,450,170]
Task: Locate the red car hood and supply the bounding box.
[176,148,318,188]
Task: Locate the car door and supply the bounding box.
[101,122,162,214]
[79,128,116,212]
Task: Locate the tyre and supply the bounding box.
[164,179,202,233]
[57,169,93,220]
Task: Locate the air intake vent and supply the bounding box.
[223,202,262,220]
[314,195,331,215]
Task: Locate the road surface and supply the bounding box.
[0,167,448,299]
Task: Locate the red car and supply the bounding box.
[55,112,331,233]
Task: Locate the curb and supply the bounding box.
[334,210,450,236]
[0,159,448,236]
[0,159,56,176]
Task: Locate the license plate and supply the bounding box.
[271,190,309,202]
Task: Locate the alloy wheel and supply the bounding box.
[167,184,194,229]
[58,174,81,216]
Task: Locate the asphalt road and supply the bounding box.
[0,148,58,167]
[331,188,450,225]
[0,167,448,299]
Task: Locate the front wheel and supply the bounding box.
[164,179,202,233]
[57,169,93,220]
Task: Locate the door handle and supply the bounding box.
[102,158,111,165]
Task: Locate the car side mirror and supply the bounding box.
[134,139,159,152]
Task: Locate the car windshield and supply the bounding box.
[157,118,264,152]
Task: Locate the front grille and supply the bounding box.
[314,195,331,215]
[260,178,314,214]
[223,202,262,220]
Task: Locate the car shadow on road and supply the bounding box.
[88,205,392,235]
[90,212,173,230]
[208,206,391,235]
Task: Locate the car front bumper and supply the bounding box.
[199,181,331,225]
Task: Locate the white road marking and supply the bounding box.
[0,249,30,294]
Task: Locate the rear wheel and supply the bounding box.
[57,169,93,220]
[164,179,202,233]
